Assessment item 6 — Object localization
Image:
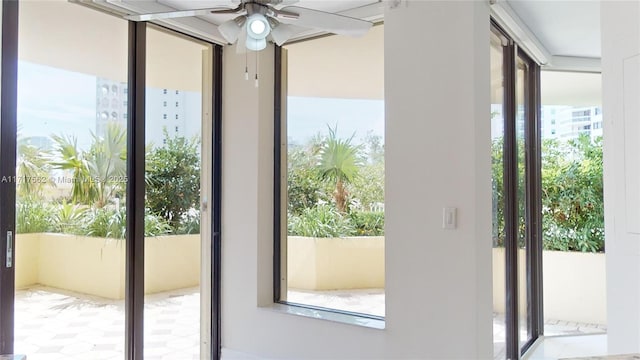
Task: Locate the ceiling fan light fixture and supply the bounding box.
[218,16,246,44]
[245,37,267,51]
[246,14,271,40]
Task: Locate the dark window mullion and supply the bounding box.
[0,0,19,354]
[211,44,223,360]
[503,40,520,360]
[125,21,146,360]
[273,45,283,303]
[526,59,544,339]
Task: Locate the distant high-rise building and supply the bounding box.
[492,104,603,142]
[95,79,201,147]
[96,78,127,138]
[558,106,602,140]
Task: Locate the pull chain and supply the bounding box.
[254,49,259,88]
[244,49,249,81]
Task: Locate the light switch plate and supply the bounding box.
[443,207,457,230]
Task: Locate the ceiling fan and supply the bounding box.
[124,0,374,51]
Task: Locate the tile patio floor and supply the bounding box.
[13,286,604,360]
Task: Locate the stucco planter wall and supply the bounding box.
[15,233,200,299]
[493,248,606,325]
[287,236,385,290]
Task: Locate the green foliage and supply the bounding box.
[541,135,604,252]
[51,201,88,234]
[491,134,604,252]
[15,125,198,237]
[50,134,96,204]
[146,130,200,231]
[84,207,127,239]
[144,212,173,237]
[16,140,53,198]
[349,211,384,236]
[491,137,506,247]
[350,161,384,212]
[177,210,201,235]
[16,197,54,233]
[287,126,384,236]
[82,207,171,239]
[350,132,384,212]
[317,125,363,213]
[288,205,355,238]
[50,122,126,207]
[287,142,331,216]
[87,123,127,207]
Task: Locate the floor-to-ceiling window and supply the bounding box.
[144,25,213,359]
[540,71,605,337]
[15,2,129,357]
[491,27,507,359]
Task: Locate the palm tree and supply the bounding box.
[16,140,52,198]
[50,134,96,204]
[317,125,363,213]
[87,122,127,207]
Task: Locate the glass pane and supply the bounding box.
[490,30,506,360]
[516,56,531,349]
[15,1,128,358]
[144,27,211,359]
[282,26,385,317]
[540,71,605,336]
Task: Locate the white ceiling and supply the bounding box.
[89,0,384,45]
[87,0,602,59]
[506,0,601,59]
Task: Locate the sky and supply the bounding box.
[18,61,97,150]
[17,61,386,151]
[287,96,385,146]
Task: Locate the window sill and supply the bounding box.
[262,302,385,330]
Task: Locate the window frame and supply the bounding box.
[272,42,385,321]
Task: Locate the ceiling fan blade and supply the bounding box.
[277,6,373,37]
[124,5,240,22]
[236,27,248,54]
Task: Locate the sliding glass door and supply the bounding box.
[0,2,221,359]
[491,22,543,359]
[144,25,213,359]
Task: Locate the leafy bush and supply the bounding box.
[287,142,331,216]
[540,135,604,252]
[492,134,604,252]
[51,202,88,234]
[177,209,200,235]
[144,212,172,237]
[83,207,126,239]
[350,211,384,236]
[288,205,355,238]
[146,130,200,232]
[16,198,54,233]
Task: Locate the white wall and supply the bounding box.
[221,1,492,358]
[602,1,640,354]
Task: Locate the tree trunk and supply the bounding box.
[335,179,347,213]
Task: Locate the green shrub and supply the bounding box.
[16,198,53,233]
[349,211,384,236]
[144,211,172,237]
[84,207,126,239]
[288,205,354,238]
[82,207,173,239]
[177,209,200,235]
[146,131,200,232]
[51,202,88,235]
